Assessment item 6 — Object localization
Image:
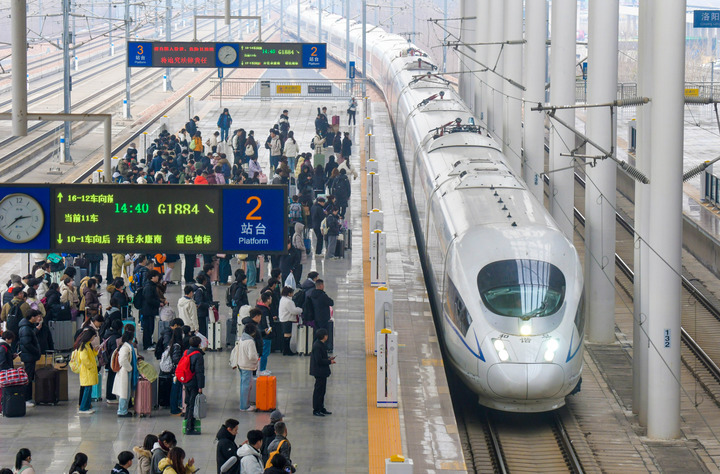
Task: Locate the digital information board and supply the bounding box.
[127,41,326,69]
[0,185,288,254]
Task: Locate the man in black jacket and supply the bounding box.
[257,292,274,372]
[215,419,240,474]
[194,273,211,337]
[141,270,163,350]
[260,410,284,464]
[310,197,326,255]
[185,115,199,137]
[183,336,205,435]
[18,310,42,406]
[310,329,335,417]
[308,279,334,350]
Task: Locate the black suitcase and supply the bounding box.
[335,236,345,258]
[345,229,351,249]
[158,373,172,408]
[35,355,61,405]
[226,317,237,347]
[270,321,284,352]
[2,385,26,417]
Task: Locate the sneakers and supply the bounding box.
[241,406,256,412]
[25,401,35,407]
[313,411,325,417]
[106,399,119,405]
[117,412,133,418]
[78,409,95,414]
[259,370,272,376]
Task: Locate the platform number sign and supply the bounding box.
[222,187,287,253]
[128,42,153,67]
[302,43,327,68]
[664,329,671,348]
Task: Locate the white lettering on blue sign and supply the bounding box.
[664,329,671,348]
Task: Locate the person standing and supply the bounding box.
[193,274,211,338]
[231,324,258,412]
[266,422,296,472]
[308,280,334,350]
[310,197,326,256]
[178,285,199,333]
[237,429,265,474]
[217,108,233,142]
[310,328,335,417]
[256,292,274,373]
[284,131,299,172]
[324,207,341,260]
[74,329,99,414]
[185,116,200,138]
[17,310,42,408]
[215,419,240,474]
[269,130,282,173]
[181,336,205,435]
[141,270,164,351]
[167,327,185,416]
[347,97,357,126]
[278,287,302,356]
[112,331,138,417]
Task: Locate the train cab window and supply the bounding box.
[477,260,566,319]
[446,279,472,336]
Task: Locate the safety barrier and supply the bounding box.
[208,78,365,99]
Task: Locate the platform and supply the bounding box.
[0,87,465,473]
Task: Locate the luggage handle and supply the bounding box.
[43,350,59,369]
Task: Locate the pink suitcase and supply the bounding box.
[135,377,153,417]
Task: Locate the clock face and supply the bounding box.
[218,45,238,65]
[0,193,45,243]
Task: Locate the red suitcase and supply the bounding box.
[135,377,153,417]
[256,375,276,411]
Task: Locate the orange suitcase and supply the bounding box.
[256,375,277,411]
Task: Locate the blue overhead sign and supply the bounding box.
[349,61,356,79]
[127,42,153,67]
[222,187,288,253]
[302,43,327,69]
[694,10,720,28]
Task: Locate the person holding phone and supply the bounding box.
[309,328,335,417]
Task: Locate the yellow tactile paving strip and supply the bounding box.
[360,107,403,472]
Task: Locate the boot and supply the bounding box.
[283,337,297,356]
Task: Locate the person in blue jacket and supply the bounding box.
[217,108,233,143]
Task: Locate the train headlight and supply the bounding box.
[493,339,505,352]
[498,350,510,361]
[520,323,532,336]
[543,338,559,361]
[547,339,559,352]
[492,339,510,361]
[544,350,555,362]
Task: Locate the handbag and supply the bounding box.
[0,367,29,388]
[258,172,268,184]
[245,144,254,155]
[211,305,220,322]
[159,305,175,322]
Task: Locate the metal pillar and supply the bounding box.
[109,2,113,54]
[548,0,576,240]
[633,0,652,428]
[442,0,447,72]
[298,0,301,39]
[523,0,546,202]
[124,0,132,119]
[412,0,416,44]
[475,0,489,126]
[458,0,476,107]
[11,0,27,137]
[280,0,283,41]
[63,0,72,160]
[487,0,503,142]
[362,0,367,96]
[646,0,685,441]
[345,0,350,78]
[165,0,173,91]
[502,0,522,174]
[585,0,618,344]
[214,1,218,41]
[318,0,322,43]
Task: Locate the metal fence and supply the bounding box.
[208,78,365,100]
[575,80,720,103]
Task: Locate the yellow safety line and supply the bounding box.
[360,108,403,472]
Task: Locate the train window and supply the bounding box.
[446,279,472,336]
[477,260,566,319]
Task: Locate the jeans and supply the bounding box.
[348,111,356,125]
[246,260,257,287]
[79,385,92,411]
[88,261,100,278]
[288,155,296,174]
[239,369,253,409]
[117,379,131,415]
[142,315,155,350]
[270,155,280,171]
[170,379,183,414]
[23,361,36,401]
[326,235,338,259]
[259,339,272,372]
[313,376,327,412]
[220,127,230,142]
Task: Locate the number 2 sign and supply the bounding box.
[222,187,287,253]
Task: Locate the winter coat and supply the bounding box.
[266,435,293,467]
[1,297,31,322]
[241,316,264,356]
[77,342,99,387]
[325,213,341,237]
[237,443,264,474]
[341,136,352,157]
[308,289,334,326]
[0,340,13,369]
[279,296,302,324]
[231,332,259,371]
[194,284,211,320]
[110,288,130,309]
[333,174,351,206]
[256,303,273,340]
[178,296,199,332]
[60,284,79,308]
[310,202,326,229]
[216,425,240,474]
[157,458,197,474]
[284,139,299,160]
[232,282,249,309]
[291,222,308,266]
[18,318,41,363]
[270,136,282,156]
[103,328,122,370]
[218,112,233,130]
[142,280,162,317]
[132,446,152,474]
[150,443,169,474]
[248,157,263,177]
[310,338,332,378]
[112,342,134,397]
[184,347,205,389]
[82,287,101,315]
[337,159,358,179]
[333,134,342,154]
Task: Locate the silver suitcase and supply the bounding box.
[296,325,314,355]
[207,321,223,351]
[48,320,75,352]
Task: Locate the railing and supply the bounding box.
[576,80,720,103]
[208,78,365,100]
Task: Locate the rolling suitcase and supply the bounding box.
[326,319,335,352]
[249,376,257,404]
[49,320,75,352]
[120,305,133,320]
[91,369,104,401]
[345,229,351,249]
[158,373,172,408]
[296,325,313,356]
[313,153,326,168]
[256,375,277,411]
[34,354,60,405]
[151,377,159,409]
[332,115,340,132]
[208,321,223,351]
[226,317,237,347]
[135,377,153,417]
[335,233,345,258]
[2,385,26,417]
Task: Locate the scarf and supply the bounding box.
[130,346,139,391]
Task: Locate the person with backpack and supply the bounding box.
[112,330,137,417]
[1,288,31,354]
[217,108,233,142]
[227,271,248,347]
[265,422,296,472]
[324,207,342,260]
[155,317,184,361]
[185,116,199,137]
[215,419,240,474]
[190,132,204,160]
[231,129,246,165]
[333,168,351,219]
[164,327,185,415]
[150,431,177,474]
[193,274,211,338]
[259,411,284,465]
[178,336,205,435]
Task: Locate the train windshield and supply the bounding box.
[477,260,566,318]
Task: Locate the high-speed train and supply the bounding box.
[286,3,585,412]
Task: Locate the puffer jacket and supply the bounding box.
[237,443,264,474]
[291,222,308,266]
[278,296,302,324]
[132,446,152,474]
[157,457,197,474]
[0,339,13,369]
[77,342,99,387]
[18,317,41,363]
[216,425,240,474]
[231,332,259,371]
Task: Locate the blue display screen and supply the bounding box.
[222,187,288,253]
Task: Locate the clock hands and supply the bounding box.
[5,215,30,229]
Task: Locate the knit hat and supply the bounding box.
[10,274,21,284]
[270,410,284,422]
[239,305,251,320]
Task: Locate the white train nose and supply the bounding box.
[486,363,565,399]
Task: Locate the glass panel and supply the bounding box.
[477,260,566,319]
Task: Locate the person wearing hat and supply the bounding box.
[34,268,49,300]
[260,410,284,465]
[3,274,23,306]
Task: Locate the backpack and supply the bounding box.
[320,217,329,236]
[292,288,306,311]
[6,301,22,337]
[175,350,195,383]
[132,287,144,310]
[160,345,174,373]
[110,344,122,372]
[289,202,302,221]
[69,349,81,373]
[302,294,315,322]
[154,334,166,361]
[97,336,112,367]
[265,440,287,469]
[335,177,351,201]
[245,143,254,156]
[226,281,239,308]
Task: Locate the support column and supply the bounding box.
[548,0,576,240]
[487,0,503,142]
[124,0,132,119]
[523,0,547,202]
[362,0,367,96]
[11,0,27,137]
[318,0,322,43]
[633,0,652,428]
[502,0,522,174]
[585,0,618,343]
[458,0,477,107]
[646,0,685,440]
[345,0,350,78]
[474,0,489,126]
[165,0,173,91]
[63,0,72,160]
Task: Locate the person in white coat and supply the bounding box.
[238,430,264,474]
[337,158,358,180]
[283,131,300,173]
[278,286,302,356]
[112,331,137,417]
[178,285,199,332]
[230,325,259,411]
